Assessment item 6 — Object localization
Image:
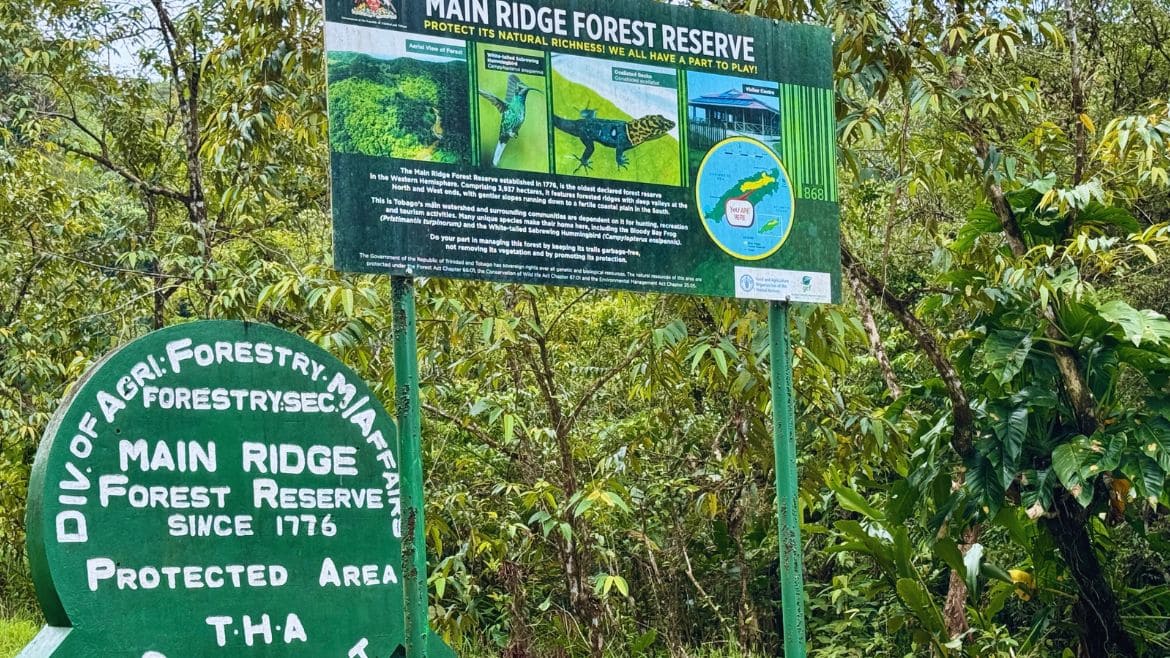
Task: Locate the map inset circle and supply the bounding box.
[695,137,795,261]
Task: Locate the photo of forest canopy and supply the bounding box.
[327,48,470,164]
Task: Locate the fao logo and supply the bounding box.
[740,274,756,292]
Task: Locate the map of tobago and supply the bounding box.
[696,138,795,261]
[705,169,783,229]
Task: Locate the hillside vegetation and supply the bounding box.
[328,51,470,163]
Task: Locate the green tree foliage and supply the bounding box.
[330,77,427,156]
[327,52,470,163]
[4,0,1170,656]
[832,0,1170,655]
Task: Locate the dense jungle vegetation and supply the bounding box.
[328,51,471,162]
[4,0,1170,656]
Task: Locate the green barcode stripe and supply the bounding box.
[780,84,837,202]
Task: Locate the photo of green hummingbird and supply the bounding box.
[478,74,542,167]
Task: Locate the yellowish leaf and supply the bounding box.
[1078,113,1096,134]
[1009,569,1035,601]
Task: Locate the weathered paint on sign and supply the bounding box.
[21,321,454,657]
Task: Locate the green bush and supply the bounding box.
[0,616,38,658]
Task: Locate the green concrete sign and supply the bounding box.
[20,321,454,657]
[325,0,840,303]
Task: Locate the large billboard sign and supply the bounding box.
[326,0,839,303]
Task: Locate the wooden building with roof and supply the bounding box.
[687,89,781,149]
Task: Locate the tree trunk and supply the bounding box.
[150,0,213,298]
[942,524,980,639]
[730,482,760,651]
[943,568,970,639]
[519,299,607,657]
[1041,491,1137,657]
[500,561,534,658]
[846,268,901,398]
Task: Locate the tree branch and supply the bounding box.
[847,267,903,398]
[562,346,644,437]
[842,240,974,458]
[421,401,514,459]
[545,289,595,340]
[55,142,189,203]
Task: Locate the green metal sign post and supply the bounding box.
[391,277,456,658]
[392,276,431,658]
[769,301,807,657]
